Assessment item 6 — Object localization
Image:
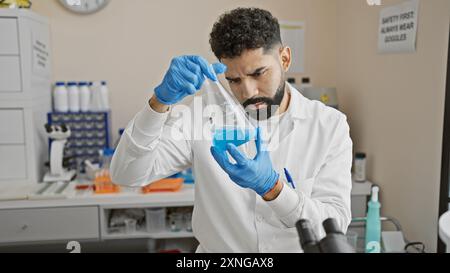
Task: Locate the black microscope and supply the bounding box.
[296,218,356,253]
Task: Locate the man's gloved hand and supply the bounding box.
[154,56,227,105]
[210,128,280,197]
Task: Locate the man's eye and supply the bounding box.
[228,79,240,84]
[253,70,266,78]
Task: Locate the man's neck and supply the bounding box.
[275,84,291,116]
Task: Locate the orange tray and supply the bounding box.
[142,178,184,193]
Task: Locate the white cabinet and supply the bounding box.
[0,109,25,144]
[0,10,52,185]
[0,10,51,99]
[0,207,99,244]
[0,56,22,92]
[0,18,19,55]
[0,145,27,180]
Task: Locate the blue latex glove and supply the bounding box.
[155,56,227,105]
[210,128,280,197]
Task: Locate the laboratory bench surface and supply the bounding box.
[0,180,372,248]
[0,184,195,210]
[0,180,371,210]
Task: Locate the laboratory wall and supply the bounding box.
[336,0,450,251]
[32,0,338,143]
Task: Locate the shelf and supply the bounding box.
[102,228,195,240]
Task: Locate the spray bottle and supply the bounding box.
[365,186,381,253]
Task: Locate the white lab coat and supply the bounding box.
[111,84,353,253]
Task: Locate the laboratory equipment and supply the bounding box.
[94,172,120,194]
[354,153,367,182]
[296,218,356,253]
[28,181,74,200]
[124,219,137,234]
[142,178,184,193]
[67,82,80,113]
[53,82,69,113]
[350,216,425,253]
[346,230,359,250]
[43,124,76,183]
[302,87,339,109]
[79,82,91,112]
[47,111,112,172]
[183,210,193,232]
[84,159,100,180]
[146,208,166,232]
[365,186,381,253]
[212,127,255,151]
[100,81,110,111]
[202,77,257,152]
[101,148,115,170]
[169,212,184,232]
[90,81,103,111]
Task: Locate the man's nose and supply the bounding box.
[240,80,259,100]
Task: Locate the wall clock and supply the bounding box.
[59,0,110,14]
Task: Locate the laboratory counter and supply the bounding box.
[0,180,372,248]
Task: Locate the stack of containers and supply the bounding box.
[53,81,110,113]
[49,81,112,172]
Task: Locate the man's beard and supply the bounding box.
[243,81,286,121]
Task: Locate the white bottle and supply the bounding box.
[79,82,91,112]
[90,81,102,112]
[53,82,69,112]
[354,153,367,182]
[100,81,110,111]
[67,82,80,113]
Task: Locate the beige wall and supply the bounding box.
[32,0,450,252]
[32,0,337,142]
[337,0,450,251]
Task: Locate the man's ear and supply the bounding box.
[279,46,292,72]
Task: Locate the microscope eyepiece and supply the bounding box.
[323,218,342,235]
[296,218,356,253]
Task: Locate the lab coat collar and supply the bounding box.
[286,82,312,120]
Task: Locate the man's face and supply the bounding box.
[221,47,291,120]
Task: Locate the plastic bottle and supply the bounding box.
[53,82,69,113]
[354,153,367,182]
[90,81,103,112]
[100,81,110,111]
[365,186,381,253]
[101,148,115,171]
[67,82,80,113]
[79,82,91,112]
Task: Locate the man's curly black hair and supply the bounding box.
[210,7,282,60]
